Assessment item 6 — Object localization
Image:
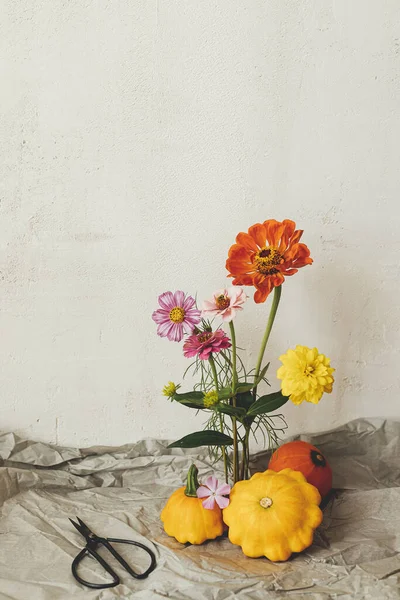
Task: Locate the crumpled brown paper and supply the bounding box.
[0,418,399,599]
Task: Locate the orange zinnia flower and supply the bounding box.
[226,219,313,303]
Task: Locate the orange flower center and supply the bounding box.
[215,294,230,310]
[169,307,185,323]
[197,331,212,343]
[254,246,283,275]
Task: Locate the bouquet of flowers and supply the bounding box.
[153,219,335,486]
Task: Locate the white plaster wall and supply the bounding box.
[1,1,399,447]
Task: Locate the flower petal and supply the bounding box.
[247,223,267,248]
[202,300,217,312]
[215,495,230,509]
[264,219,285,246]
[167,323,183,342]
[157,321,174,338]
[202,495,216,510]
[151,309,170,324]
[158,292,175,310]
[173,290,185,307]
[196,486,212,499]
[214,288,228,298]
[215,483,231,496]
[182,320,195,335]
[183,347,199,359]
[203,476,218,493]
[254,284,272,303]
[183,295,196,311]
[276,219,296,250]
[198,347,212,360]
[227,286,242,304]
[185,308,202,323]
[227,243,253,263]
[221,308,234,322]
[234,231,258,253]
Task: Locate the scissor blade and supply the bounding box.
[69,518,85,537]
[69,517,93,540]
[76,517,95,538]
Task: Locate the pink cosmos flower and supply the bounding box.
[202,286,247,323]
[183,329,231,360]
[152,291,201,342]
[197,476,231,510]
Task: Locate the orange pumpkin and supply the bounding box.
[268,440,332,499]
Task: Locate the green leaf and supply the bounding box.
[236,383,254,394]
[168,430,234,448]
[247,391,289,417]
[174,391,204,401]
[216,387,235,400]
[179,400,205,409]
[229,365,270,395]
[235,391,254,410]
[255,363,270,384]
[216,404,246,418]
[172,391,205,409]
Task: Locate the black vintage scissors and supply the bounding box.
[70,517,156,589]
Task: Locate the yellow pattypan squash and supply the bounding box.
[223,468,323,561]
[161,464,224,545]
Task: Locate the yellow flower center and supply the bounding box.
[260,496,273,509]
[162,381,178,397]
[304,365,314,376]
[254,247,283,275]
[169,307,185,323]
[203,390,219,407]
[197,331,212,343]
[215,294,230,310]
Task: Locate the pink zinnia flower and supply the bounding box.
[183,329,231,360]
[197,476,231,510]
[152,291,201,342]
[202,286,247,323]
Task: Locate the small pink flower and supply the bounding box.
[202,286,247,323]
[197,476,231,510]
[152,291,201,342]
[183,329,231,360]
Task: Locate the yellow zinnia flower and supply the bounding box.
[277,345,335,405]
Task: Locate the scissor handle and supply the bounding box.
[72,547,120,589]
[102,537,157,580]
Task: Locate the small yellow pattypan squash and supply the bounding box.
[161,464,224,544]
[223,468,323,561]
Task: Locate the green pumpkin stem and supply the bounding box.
[184,464,200,497]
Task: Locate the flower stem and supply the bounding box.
[208,355,228,483]
[219,351,232,369]
[240,428,251,480]
[229,322,238,389]
[244,427,250,479]
[208,354,219,391]
[253,285,282,399]
[229,321,239,484]
[240,440,246,481]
